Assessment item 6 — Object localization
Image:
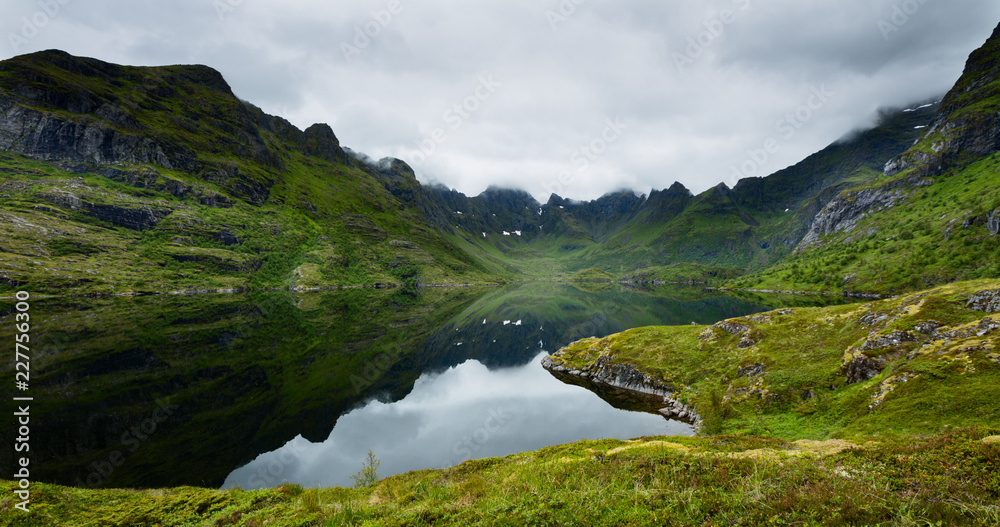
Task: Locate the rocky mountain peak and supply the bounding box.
[884,22,1000,178]
[301,123,347,163]
[667,181,691,195]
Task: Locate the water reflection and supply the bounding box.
[224,352,688,489]
[0,283,852,489]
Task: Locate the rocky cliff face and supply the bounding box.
[796,24,1000,253]
[796,176,934,251]
[0,98,175,167]
[0,50,350,206]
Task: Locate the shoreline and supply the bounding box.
[541,354,702,429]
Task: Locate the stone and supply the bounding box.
[967,289,1000,313]
[987,210,1000,236]
[737,363,765,378]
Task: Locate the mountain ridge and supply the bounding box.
[0,48,968,294]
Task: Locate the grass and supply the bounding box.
[737,153,1000,295]
[548,279,1000,440]
[1,281,995,525]
[2,428,997,526]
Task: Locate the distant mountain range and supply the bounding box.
[2,22,1000,295]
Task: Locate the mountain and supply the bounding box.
[736,22,1000,294]
[431,103,939,281]
[0,50,505,294]
[0,45,982,295]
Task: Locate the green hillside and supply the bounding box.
[728,24,1000,295]
[426,102,940,282]
[0,51,505,295]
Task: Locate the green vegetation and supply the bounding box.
[548,280,1000,439]
[349,451,382,489]
[0,53,506,295]
[2,24,1000,524]
[3,428,998,526]
[737,153,1000,295]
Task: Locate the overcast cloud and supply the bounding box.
[2,0,998,202]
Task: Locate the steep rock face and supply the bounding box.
[0,99,175,167]
[988,210,1000,236]
[796,177,933,250]
[884,22,1000,178]
[641,182,693,224]
[0,50,352,207]
[422,184,543,237]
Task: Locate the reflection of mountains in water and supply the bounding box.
[0,284,850,490]
[417,283,803,370]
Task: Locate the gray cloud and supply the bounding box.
[2,0,998,202]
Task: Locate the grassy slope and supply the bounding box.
[549,280,1000,439]
[735,152,1000,295]
[0,52,505,294]
[569,106,940,278]
[439,104,938,283]
[2,429,998,526]
[2,283,997,525]
[735,27,1000,296]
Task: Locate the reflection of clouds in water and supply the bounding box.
[224,353,691,489]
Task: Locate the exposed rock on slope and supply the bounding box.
[795,176,933,251]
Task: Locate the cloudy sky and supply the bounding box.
[2,1,998,202]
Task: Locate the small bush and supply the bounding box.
[350,450,381,488]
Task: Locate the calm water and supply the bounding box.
[223,353,687,489]
[0,283,849,489]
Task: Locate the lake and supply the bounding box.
[0,283,849,489]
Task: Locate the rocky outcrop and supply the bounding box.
[988,210,1000,236]
[0,99,175,167]
[39,190,172,231]
[796,177,931,251]
[97,167,233,208]
[857,331,917,352]
[541,354,701,426]
[967,289,1000,313]
[844,331,917,384]
[736,363,765,378]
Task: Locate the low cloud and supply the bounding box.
[2,0,998,201]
